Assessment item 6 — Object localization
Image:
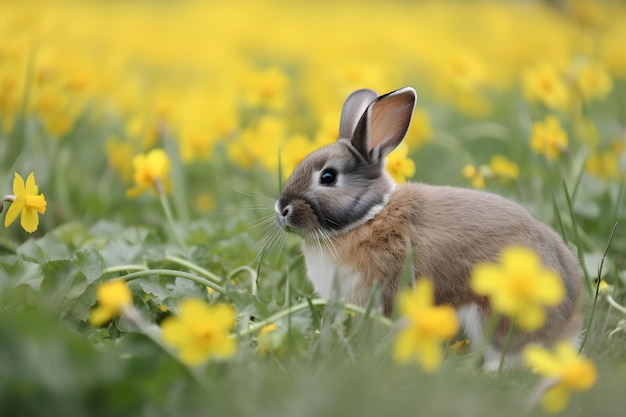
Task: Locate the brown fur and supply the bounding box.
[331,183,582,351]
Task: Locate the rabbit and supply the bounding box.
[275,87,583,371]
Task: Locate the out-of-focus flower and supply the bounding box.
[523,64,570,110]
[530,116,569,161]
[161,299,237,366]
[127,148,171,197]
[228,116,286,171]
[386,142,416,184]
[195,192,216,213]
[280,133,318,179]
[89,280,133,327]
[489,154,519,180]
[106,138,135,182]
[393,279,459,372]
[405,108,433,148]
[524,341,596,413]
[3,172,47,233]
[256,323,283,355]
[471,246,565,331]
[575,62,613,101]
[243,66,289,111]
[461,164,486,189]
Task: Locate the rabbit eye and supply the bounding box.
[320,169,337,185]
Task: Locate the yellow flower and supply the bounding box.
[386,142,416,184]
[585,139,624,182]
[404,108,433,148]
[471,246,565,331]
[105,138,134,182]
[393,279,459,372]
[576,62,613,102]
[280,133,319,180]
[89,280,133,327]
[523,64,569,110]
[3,172,47,233]
[524,341,596,413]
[195,192,215,213]
[161,299,237,366]
[127,148,171,197]
[489,155,519,180]
[530,116,569,161]
[461,164,485,189]
[256,323,283,355]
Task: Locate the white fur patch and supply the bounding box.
[456,303,484,348]
[301,241,365,304]
[301,241,338,299]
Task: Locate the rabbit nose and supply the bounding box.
[274,200,291,218]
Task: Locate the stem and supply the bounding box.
[117,269,228,296]
[104,264,148,274]
[497,320,516,373]
[0,195,16,214]
[227,265,258,296]
[579,222,618,353]
[158,185,187,251]
[562,178,591,294]
[606,295,626,314]
[236,299,393,337]
[166,254,222,284]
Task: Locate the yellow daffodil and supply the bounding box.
[161,299,237,366]
[127,148,171,197]
[530,116,569,161]
[576,62,613,102]
[461,164,486,189]
[89,280,133,327]
[3,172,47,233]
[489,155,519,180]
[471,246,565,331]
[280,133,319,180]
[404,108,433,148]
[393,279,459,372]
[524,341,596,413]
[522,64,570,110]
[386,142,416,184]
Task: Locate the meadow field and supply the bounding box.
[1,0,625,415]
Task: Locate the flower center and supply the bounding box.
[25,194,47,213]
[193,324,216,347]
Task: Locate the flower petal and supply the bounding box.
[161,317,192,348]
[89,306,115,327]
[416,339,443,372]
[12,172,25,195]
[516,304,546,331]
[541,384,571,414]
[471,264,501,296]
[3,196,24,227]
[524,345,561,376]
[25,172,39,195]
[20,207,40,233]
[392,328,417,364]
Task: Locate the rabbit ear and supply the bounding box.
[339,89,378,139]
[351,87,416,162]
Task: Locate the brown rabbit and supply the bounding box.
[275,87,582,371]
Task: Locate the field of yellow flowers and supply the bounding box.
[1,0,625,415]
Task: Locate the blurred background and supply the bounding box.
[1,0,624,232]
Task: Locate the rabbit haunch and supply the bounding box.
[275,87,583,370]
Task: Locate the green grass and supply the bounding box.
[1,114,625,416]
